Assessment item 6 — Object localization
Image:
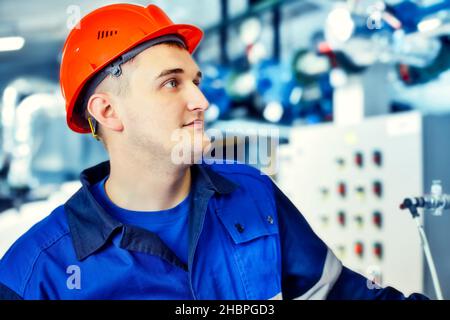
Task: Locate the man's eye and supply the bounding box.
[164,79,178,88]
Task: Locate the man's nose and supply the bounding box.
[186,84,209,112]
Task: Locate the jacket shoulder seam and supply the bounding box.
[20,230,71,297]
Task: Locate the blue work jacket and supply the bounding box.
[0,161,427,300]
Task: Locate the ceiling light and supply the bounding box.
[0,36,25,52]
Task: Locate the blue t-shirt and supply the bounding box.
[91,176,190,265]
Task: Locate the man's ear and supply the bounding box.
[86,93,124,132]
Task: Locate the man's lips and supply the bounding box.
[183,120,203,127]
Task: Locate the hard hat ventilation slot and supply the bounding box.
[97,30,118,40]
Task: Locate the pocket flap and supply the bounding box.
[216,203,278,244]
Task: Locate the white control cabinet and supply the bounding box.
[277,111,450,298]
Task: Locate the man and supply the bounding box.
[0,3,427,300]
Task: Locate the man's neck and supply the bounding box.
[104,156,192,212]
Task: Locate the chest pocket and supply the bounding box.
[215,199,281,299]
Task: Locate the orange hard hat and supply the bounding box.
[60,3,203,134]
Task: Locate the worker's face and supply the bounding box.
[117,44,210,164]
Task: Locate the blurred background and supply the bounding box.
[0,0,450,299]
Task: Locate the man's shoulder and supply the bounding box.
[2,204,70,255]
[0,204,71,297]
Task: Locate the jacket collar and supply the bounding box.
[64,161,238,261]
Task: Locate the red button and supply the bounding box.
[373,181,382,197]
[338,182,346,197]
[373,211,382,228]
[373,243,383,259]
[354,242,364,257]
[355,152,363,168]
[338,211,346,226]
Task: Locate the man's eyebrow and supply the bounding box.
[156,68,202,79]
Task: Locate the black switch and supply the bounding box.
[373,150,382,167]
[373,211,382,228]
[373,242,383,259]
[338,182,347,198]
[355,152,364,168]
[338,211,346,226]
[373,181,383,198]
